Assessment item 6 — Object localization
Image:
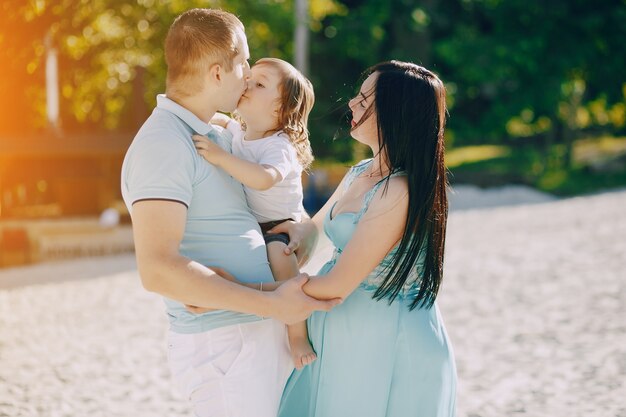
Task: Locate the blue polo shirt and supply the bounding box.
[121,94,273,333]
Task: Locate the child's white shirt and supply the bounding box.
[226,120,304,223]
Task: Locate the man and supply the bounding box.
[121,9,336,417]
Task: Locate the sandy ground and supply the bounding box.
[1,187,625,417]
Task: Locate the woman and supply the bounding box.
[276,60,457,416]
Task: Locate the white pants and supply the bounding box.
[167,319,294,417]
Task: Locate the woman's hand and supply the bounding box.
[193,134,228,166]
[268,219,318,267]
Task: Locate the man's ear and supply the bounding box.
[208,63,222,85]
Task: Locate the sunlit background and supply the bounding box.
[0,0,625,266]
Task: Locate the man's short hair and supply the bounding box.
[165,9,244,98]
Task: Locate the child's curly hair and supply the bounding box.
[255,58,315,170]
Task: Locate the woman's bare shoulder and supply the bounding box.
[366,175,409,215]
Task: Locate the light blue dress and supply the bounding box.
[279,160,457,417]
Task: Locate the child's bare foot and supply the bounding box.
[289,335,317,370]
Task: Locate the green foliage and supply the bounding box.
[1,0,625,177]
[448,137,626,195]
[306,0,626,165]
[0,0,342,133]
[432,0,626,145]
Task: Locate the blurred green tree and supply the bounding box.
[1,0,624,169]
[432,0,626,168]
[0,0,344,134]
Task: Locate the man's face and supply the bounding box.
[217,30,251,112]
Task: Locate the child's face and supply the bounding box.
[217,30,251,113]
[237,64,282,132]
[348,72,378,147]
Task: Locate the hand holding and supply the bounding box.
[268,273,341,324]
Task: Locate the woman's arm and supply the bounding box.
[302,177,409,300]
[192,134,282,190]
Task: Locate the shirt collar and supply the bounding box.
[156,94,216,136]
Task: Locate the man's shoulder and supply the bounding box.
[123,114,197,181]
[130,110,195,151]
[136,108,190,138]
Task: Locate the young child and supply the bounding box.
[192,57,316,370]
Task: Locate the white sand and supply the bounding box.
[448,184,557,211]
[440,189,626,417]
[1,188,625,416]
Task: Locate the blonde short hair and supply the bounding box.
[165,9,244,98]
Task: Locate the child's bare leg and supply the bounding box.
[267,241,317,370]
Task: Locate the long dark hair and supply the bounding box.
[361,60,449,310]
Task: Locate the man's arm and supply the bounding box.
[131,199,340,323]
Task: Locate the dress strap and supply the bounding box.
[354,169,406,223]
[344,159,373,191]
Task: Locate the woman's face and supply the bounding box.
[348,72,378,147]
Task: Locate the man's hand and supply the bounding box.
[267,274,341,324]
[268,219,318,267]
[193,134,228,166]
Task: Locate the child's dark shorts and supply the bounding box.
[259,219,293,246]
